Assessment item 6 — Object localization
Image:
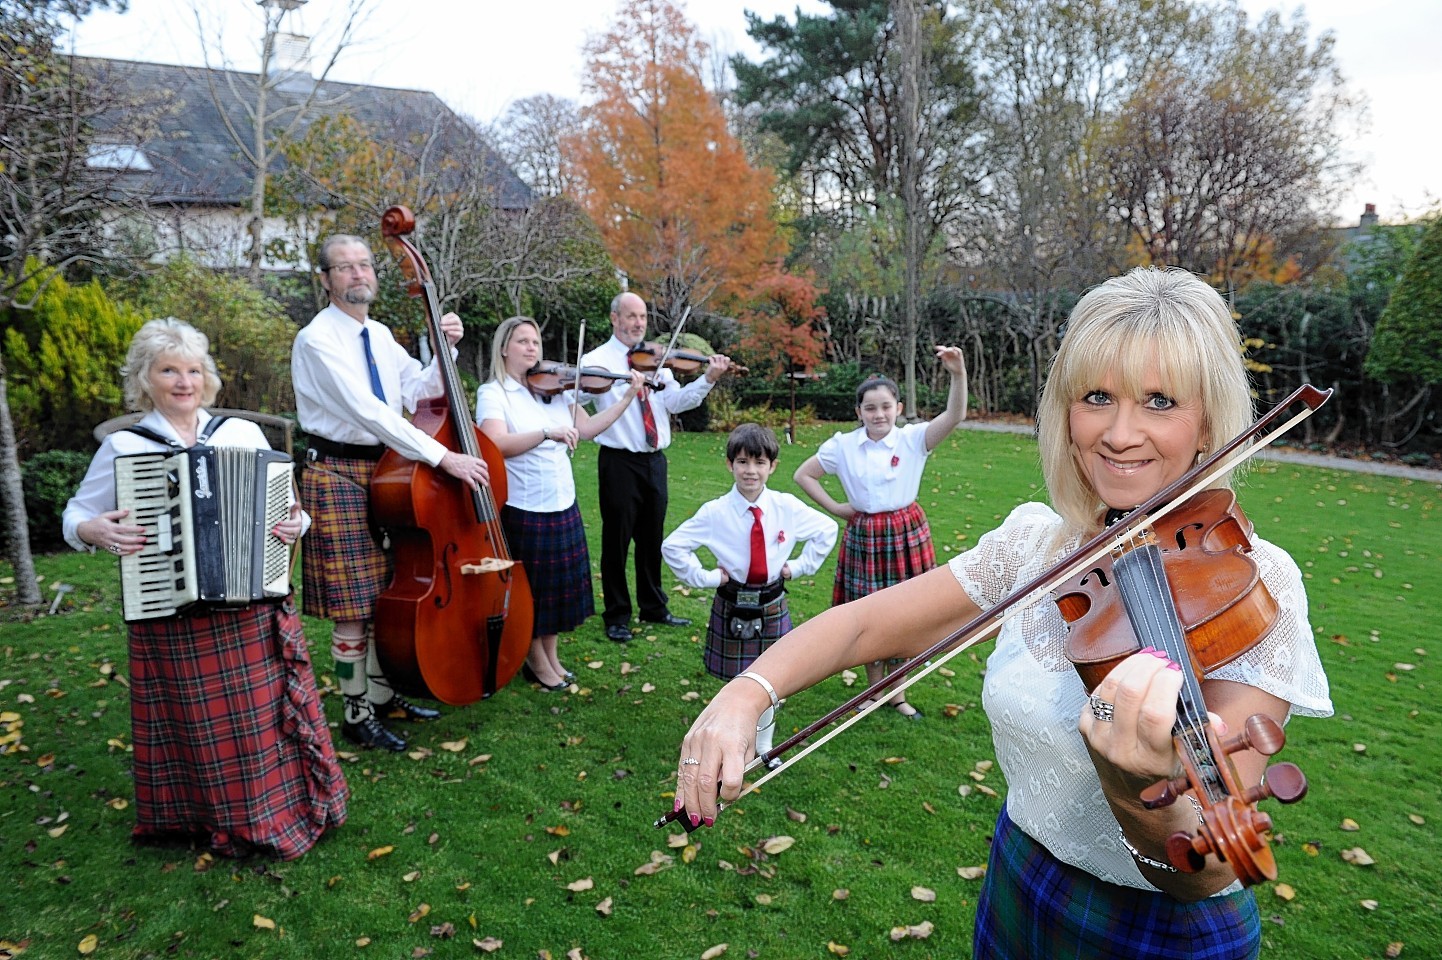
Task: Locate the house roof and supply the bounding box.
[72,56,531,211]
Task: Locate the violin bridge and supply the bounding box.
[460,558,517,575]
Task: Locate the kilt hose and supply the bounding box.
[833,501,936,606]
[501,502,595,637]
[703,585,791,681]
[128,598,348,861]
[300,455,391,622]
[974,805,1260,959]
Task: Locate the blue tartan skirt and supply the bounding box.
[502,503,595,637]
[974,805,1260,959]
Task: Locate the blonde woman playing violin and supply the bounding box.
[476,316,644,689]
[672,268,1332,960]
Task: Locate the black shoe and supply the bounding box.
[342,715,407,751]
[375,694,441,722]
[605,624,633,642]
[521,662,569,691]
[642,612,691,628]
[894,703,924,720]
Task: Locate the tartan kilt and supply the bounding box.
[501,503,595,637]
[127,598,349,861]
[832,501,936,606]
[300,456,391,621]
[974,805,1260,959]
[703,591,792,681]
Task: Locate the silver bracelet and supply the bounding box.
[1120,795,1203,873]
[737,671,780,714]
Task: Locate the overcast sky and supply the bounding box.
[66,0,1440,226]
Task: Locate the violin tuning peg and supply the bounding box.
[1165,831,1209,874]
[1221,714,1287,758]
[1140,776,1191,810]
[1249,761,1308,805]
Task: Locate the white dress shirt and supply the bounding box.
[475,377,576,513]
[291,304,450,465]
[662,486,838,589]
[62,410,305,552]
[580,335,713,452]
[815,421,933,513]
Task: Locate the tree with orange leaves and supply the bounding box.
[736,265,828,379]
[567,0,785,328]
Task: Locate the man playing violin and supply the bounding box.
[671,268,1332,959]
[582,291,733,642]
[292,234,491,751]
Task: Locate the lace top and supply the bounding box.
[947,502,1333,889]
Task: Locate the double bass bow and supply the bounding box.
[369,205,533,705]
[656,383,1332,887]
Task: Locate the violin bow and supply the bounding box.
[656,383,1333,830]
[568,321,585,459]
[656,305,692,371]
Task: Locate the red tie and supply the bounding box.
[747,506,767,586]
[629,358,660,449]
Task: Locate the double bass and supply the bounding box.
[369,205,533,705]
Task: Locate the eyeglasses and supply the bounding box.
[325,260,374,274]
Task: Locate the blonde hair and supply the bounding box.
[120,318,222,412]
[489,316,540,384]
[1037,267,1253,537]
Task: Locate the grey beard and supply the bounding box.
[341,286,376,305]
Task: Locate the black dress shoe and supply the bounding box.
[375,694,441,722]
[521,662,569,691]
[642,612,691,628]
[605,624,633,642]
[342,715,407,752]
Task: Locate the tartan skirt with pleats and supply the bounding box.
[832,501,935,605]
[501,502,595,637]
[703,589,791,681]
[973,805,1260,959]
[127,598,348,861]
[300,455,391,622]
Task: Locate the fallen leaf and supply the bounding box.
[786,807,807,823]
[701,945,728,959]
[253,915,276,930]
[1353,743,1367,753]
[473,936,503,952]
[595,897,613,917]
[883,756,906,765]
[430,923,456,939]
[107,797,128,810]
[667,833,690,849]
[566,950,586,960]
[832,888,849,901]
[404,871,421,882]
[36,753,55,767]
[911,886,936,902]
[826,942,850,956]
[1385,944,1403,958]
[1302,841,1321,857]
[368,846,394,860]
[46,825,67,839]
[1408,814,1425,826]
[1360,900,1378,911]
[566,877,594,892]
[974,760,994,773]
[1273,883,1296,901]
[642,683,656,693]
[1340,847,1375,866]
[588,660,604,669]
[957,865,986,880]
[355,936,371,946]
[761,836,795,855]
[78,934,98,954]
[439,739,468,752]
[1339,818,1359,832]
[975,784,999,797]
[408,903,431,923]
[755,893,772,905]
[546,825,571,837]
[467,754,492,766]
[682,691,701,701]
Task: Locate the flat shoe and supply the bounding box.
[642,612,691,628]
[894,703,924,720]
[605,624,632,642]
[375,694,440,722]
[521,662,569,691]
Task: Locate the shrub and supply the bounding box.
[18,450,93,553]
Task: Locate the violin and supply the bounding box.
[525,361,633,399]
[627,341,748,378]
[655,383,1333,888]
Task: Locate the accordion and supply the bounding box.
[115,446,293,621]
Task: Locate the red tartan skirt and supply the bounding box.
[127,598,348,860]
[832,501,936,605]
[300,456,391,622]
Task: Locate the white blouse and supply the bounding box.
[815,421,933,514]
[475,378,577,514]
[948,502,1332,890]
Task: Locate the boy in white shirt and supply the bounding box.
[662,424,838,767]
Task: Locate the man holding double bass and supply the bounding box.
[292,234,490,751]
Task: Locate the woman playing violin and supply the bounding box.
[476,317,645,689]
[672,268,1332,959]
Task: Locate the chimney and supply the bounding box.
[1360,203,1379,229]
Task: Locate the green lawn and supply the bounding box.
[2,424,1438,959]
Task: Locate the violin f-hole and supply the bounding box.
[1173,521,1204,551]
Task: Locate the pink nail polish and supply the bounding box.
[1166,661,1182,672]
[674,797,683,812]
[703,816,714,827]
[1139,646,1157,655]
[689,813,700,828]
[1150,648,1170,659]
